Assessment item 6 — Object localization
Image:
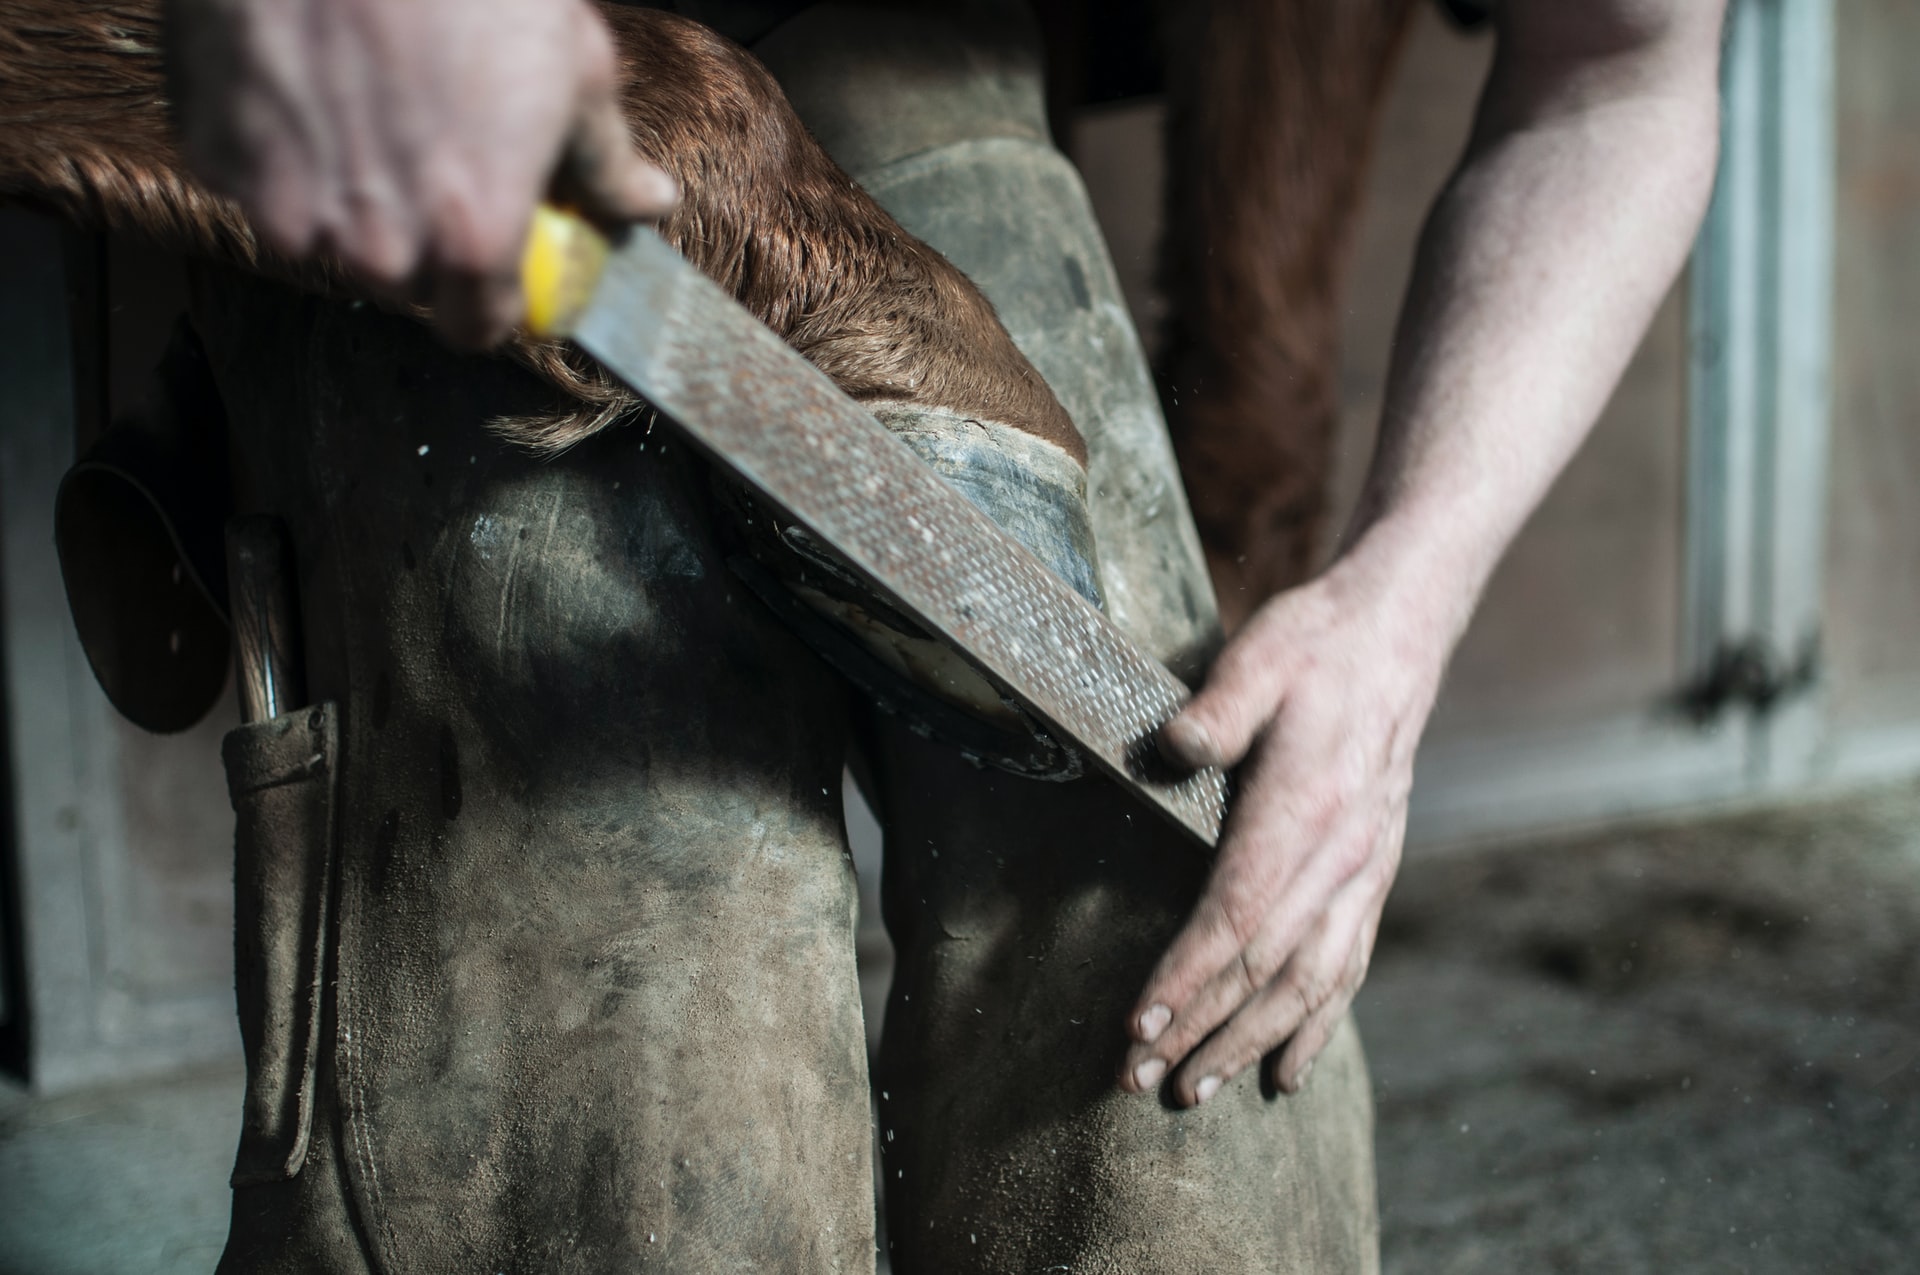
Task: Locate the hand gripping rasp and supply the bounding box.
[522,209,1228,849]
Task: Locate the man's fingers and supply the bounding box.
[334,186,426,292]
[1125,743,1288,1049]
[1272,990,1357,1095]
[1120,890,1248,1083]
[1170,966,1317,1106]
[559,12,679,225]
[1272,828,1396,1093]
[1124,730,1359,1046]
[1121,749,1394,1099]
[1152,835,1378,1104]
[1121,820,1374,1095]
[1171,881,1378,1104]
[564,105,679,224]
[1127,945,1263,1090]
[236,118,328,264]
[1158,610,1298,771]
[429,262,524,350]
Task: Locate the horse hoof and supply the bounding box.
[720,403,1101,780]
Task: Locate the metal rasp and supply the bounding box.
[523,211,1229,849]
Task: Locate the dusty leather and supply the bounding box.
[868,728,1380,1274]
[193,269,876,1273]
[138,3,1371,1269]
[757,0,1220,682]
[225,703,342,1187]
[758,5,1381,1270]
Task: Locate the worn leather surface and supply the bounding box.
[184,5,1375,1270]
[760,7,1381,1271]
[194,269,875,1273]
[758,0,1222,682]
[225,703,341,1187]
[869,725,1381,1274]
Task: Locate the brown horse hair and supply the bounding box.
[1157,0,1420,615]
[0,3,1083,462]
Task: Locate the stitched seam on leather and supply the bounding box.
[342,873,400,1271]
[229,752,329,797]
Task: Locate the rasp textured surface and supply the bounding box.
[575,230,1229,848]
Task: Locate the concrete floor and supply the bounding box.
[0,1065,239,1275]
[1359,780,1920,1274]
[3,782,1917,1272]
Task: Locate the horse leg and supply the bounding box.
[1159,0,1420,624]
[756,7,1378,1270]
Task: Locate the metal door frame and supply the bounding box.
[1408,0,1838,845]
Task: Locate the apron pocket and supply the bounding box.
[223,701,340,1185]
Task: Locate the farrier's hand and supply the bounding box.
[166,0,678,346]
[1119,550,1448,1104]
[1112,0,1727,1111]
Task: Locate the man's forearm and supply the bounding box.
[1132,1,1728,1105]
[1337,4,1726,654]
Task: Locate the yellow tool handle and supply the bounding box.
[520,203,613,339]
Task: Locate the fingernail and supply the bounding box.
[1286,1060,1315,1094]
[1138,1004,1172,1043]
[1194,1074,1222,1104]
[625,166,680,214]
[1132,1058,1167,1091]
[647,171,681,205]
[1158,717,1219,769]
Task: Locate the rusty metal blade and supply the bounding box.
[572,228,1228,849]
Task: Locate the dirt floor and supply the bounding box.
[3,782,1917,1272]
[1358,780,1920,1274]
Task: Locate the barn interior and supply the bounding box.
[2,1,1916,1272]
